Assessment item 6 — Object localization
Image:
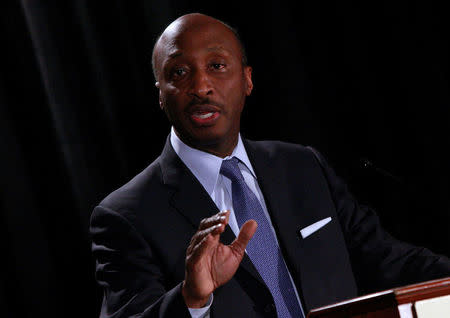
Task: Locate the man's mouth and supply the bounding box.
[189,110,220,125]
[193,111,215,119]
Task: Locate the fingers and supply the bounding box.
[198,210,229,231]
[187,211,229,255]
[230,220,257,255]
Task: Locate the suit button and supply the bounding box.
[264,303,276,313]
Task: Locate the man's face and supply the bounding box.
[154,16,253,156]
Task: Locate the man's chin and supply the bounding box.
[176,125,218,142]
[176,127,237,157]
[186,132,223,148]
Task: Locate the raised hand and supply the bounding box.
[182,210,257,308]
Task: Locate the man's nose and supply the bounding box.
[188,69,213,98]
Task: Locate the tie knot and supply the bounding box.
[220,157,244,182]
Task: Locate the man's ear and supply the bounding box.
[155,82,164,110]
[244,66,253,96]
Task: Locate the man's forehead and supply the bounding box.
[159,18,235,49]
[157,24,238,63]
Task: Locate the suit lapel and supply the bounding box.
[159,136,216,228]
[159,137,265,286]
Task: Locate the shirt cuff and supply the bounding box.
[188,294,213,318]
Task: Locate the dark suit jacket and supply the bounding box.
[90,138,450,317]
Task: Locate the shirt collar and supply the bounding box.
[170,127,256,195]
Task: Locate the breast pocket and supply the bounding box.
[299,217,332,239]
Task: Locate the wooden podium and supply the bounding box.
[307,277,450,318]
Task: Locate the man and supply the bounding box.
[90,13,450,318]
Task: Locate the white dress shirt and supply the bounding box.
[170,127,303,318]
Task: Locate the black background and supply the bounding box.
[2,1,449,317]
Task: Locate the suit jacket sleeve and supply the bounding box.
[308,146,450,294]
[90,204,191,318]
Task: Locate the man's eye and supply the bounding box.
[211,63,225,70]
[170,67,187,79]
[171,68,186,78]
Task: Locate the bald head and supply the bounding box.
[151,13,247,80]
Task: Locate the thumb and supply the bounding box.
[230,220,257,255]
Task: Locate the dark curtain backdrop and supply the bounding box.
[2,0,449,317]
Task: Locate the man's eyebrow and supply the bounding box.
[168,51,182,59]
[206,46,229,53]
[166,46,230,61]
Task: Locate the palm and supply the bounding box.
[183,212,257,308]
[208,239,245,290]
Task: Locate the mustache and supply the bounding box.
[187,98,223,109]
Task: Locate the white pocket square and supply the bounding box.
[299,217,332,239]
